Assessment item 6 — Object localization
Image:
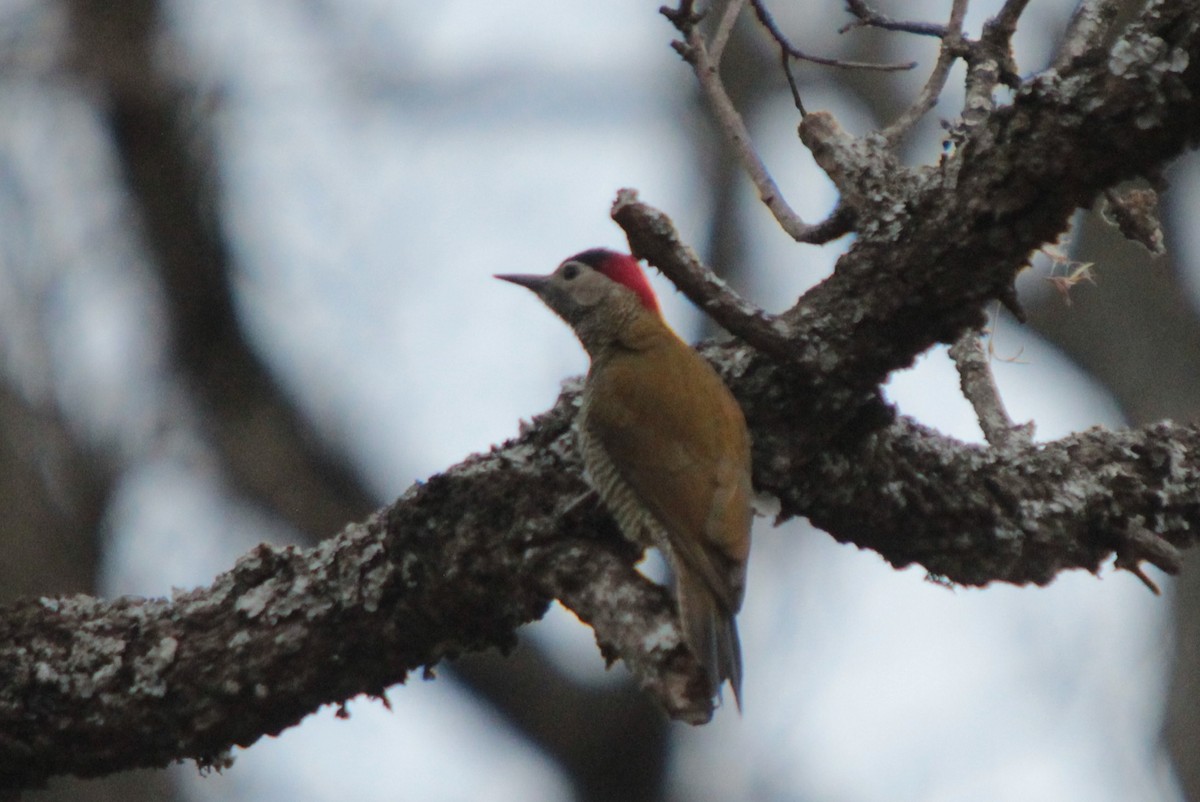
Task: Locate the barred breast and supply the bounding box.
[577,388,671,554]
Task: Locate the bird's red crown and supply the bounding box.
[570,249,660,315]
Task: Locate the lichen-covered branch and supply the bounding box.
[8,346,1200,789]
[789,0,1200,400]
[0,394,713,790]
[1055,0,1124,71]
[772,416,1192,587]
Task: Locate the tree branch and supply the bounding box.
[612,189,797,359]
[7,0,1200,790]
[959,1,1029,123]
[8,362,1200,788]
[993,0,1034,35]
[841,1,950,38]
[662,1,850,244]
[791,0,1200,400]
[1054,0,1124,71]
[881,0,969,145]
[780,416,1193,587]
[707,0,746,67]
[0,393,713,790]
[948,330,1033,451]
[750,0,917,73]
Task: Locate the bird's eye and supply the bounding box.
[561,263,581,281]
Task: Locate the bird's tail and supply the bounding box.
[676,569,743,710]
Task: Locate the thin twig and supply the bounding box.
[948,329,1033,451]
[661,2,838,244]
[708,0,747,67]
[779,46,806,114]
[612,189,797,360]
[1113,524,1183,595]
[752,0,917,72]
[842,0,949,37]
[1053,0,1122,71]
[881,0,969,145]
[743,0,807,115]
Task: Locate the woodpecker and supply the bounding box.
[497,248,753,707]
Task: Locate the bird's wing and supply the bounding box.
[585,338,752,611]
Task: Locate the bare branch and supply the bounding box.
[751,0,917,72]
[779,43,808,115]
[708,0,746,67]
[1054,0,1123,70]
[612,190,797,359]
[661,2,849,244]
[992,0,1033,36]
[881,0,969,145]
[948,330,1033,450]
[842,0,950,37]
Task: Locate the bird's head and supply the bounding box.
[497,249,661,353]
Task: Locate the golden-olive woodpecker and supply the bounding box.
[497,248,753,707]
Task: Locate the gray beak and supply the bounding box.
[495,273,551,293]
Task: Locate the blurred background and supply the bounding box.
[4,0,1200,800]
